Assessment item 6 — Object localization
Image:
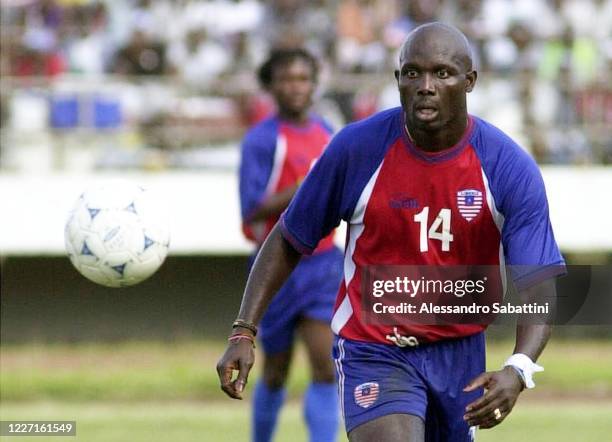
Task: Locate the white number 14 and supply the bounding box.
[413,207,454,252]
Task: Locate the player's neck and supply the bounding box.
[278,109,310,126]
[405,117,469,152]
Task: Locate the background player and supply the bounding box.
[218,23,565,441]
[236,48,343,442]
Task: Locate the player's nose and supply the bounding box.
[417,73,435,95]
[291,78,311,93]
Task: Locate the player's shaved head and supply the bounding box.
[395,22,478,150]
[400,23,473,72]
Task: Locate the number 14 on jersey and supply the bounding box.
[413,207,454,252]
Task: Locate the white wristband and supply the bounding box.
[503,353,544,389]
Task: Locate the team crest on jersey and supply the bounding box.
[354,382,379,408]
[457,189,483,222]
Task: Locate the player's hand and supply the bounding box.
[463,366,524,429]
[216,339,255,400]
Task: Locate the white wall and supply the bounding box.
[0,172,251,256]
[1,167,610,256]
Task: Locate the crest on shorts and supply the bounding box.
[457,189,483,222]
[354,382,379,408]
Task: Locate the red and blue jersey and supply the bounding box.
[239,114,336,254]
[280,107,565,345]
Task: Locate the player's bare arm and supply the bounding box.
[247,184,300,223]
[216,224,301,399]
[464,278,557,428]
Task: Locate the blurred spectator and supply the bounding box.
[533,24,598,163]
[301,0,336,59]
[27,0,63,30]
[111,29,170,76]
[8,0,66,77]
[259,0,309,49]
[538,24,599,87]
[404,0,441,27]
[129,0,174,41]
[63,2,111,74]
[561,0,612,42]
[168,28,231,88]
[0,0,609,166]
[10,42,66,78]
[336,0,393,72]
[230,31,264,73]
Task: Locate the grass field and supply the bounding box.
[1,338,611,441]
[2,400,612,442]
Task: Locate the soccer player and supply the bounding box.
[218,23,565,442]
[236,48,343,442]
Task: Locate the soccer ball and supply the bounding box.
[64,180,170,287]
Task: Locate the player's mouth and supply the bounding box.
[287,94,309,109]
[414,104,439,121]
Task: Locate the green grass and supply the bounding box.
[1,339,611,401]
[1,339,611,441]
[0,400,611,442]
[486,339,612,395]
[0,341,221,401]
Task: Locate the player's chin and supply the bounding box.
[285,95,311,110]
[289,99,310,113]
[409,110,441,127]
[412,117,443,132]
[282,105,310,119]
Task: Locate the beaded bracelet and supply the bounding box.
[232,319,258,336]
[228,333,256,348]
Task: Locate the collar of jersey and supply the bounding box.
[401,113,475,164]
[276,114,317,132]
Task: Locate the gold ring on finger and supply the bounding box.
[493,408,502,420]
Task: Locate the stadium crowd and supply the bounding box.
[1,0,611,165]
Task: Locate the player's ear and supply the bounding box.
[394,69,400,82]
[465,70,477,93]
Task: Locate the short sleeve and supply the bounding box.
[280,107,402,255]
[472,118,566,290]
[239,128,275,223]
[280,132,348,254]
[499,153,566,289]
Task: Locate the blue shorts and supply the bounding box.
[333,332,485,441]
[256,247,343,354]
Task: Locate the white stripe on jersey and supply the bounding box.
[481,167,507,296]
[264,134,287,198]
[331,161,384,334]
[331,295,353,336]
[251,134,287,242]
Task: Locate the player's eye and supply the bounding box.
[403,69,418,79]
[437,69,449,79]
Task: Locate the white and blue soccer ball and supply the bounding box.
[64,180,170,287]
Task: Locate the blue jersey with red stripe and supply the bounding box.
[280,107,565,344]
[239,114,336,253]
